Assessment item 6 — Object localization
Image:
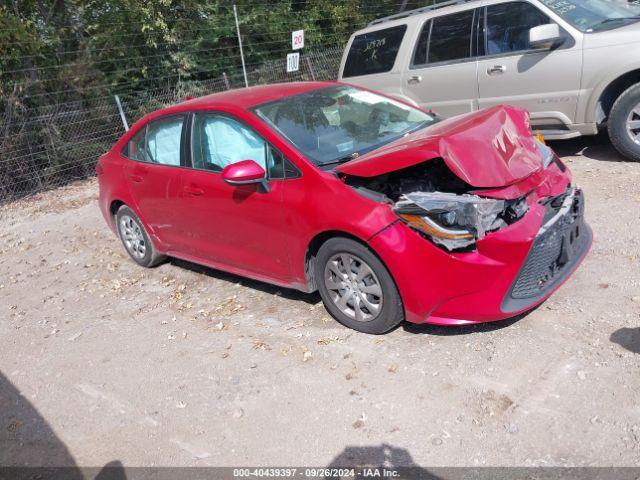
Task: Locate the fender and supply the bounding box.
[580,61,640,125]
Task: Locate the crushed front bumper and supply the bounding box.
[369,186,592,326]
[502,188,591,313]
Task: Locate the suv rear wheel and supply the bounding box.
[315,238,404,334]
[608,83,640,162]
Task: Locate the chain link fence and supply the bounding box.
[0,46,343,204]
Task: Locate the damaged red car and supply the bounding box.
[97,81,591,334]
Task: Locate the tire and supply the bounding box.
[115,205,166,268]
[315,237,404,334]
[608,83,640,162]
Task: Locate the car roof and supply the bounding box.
[354,0,483,33]
[166,81,338,112]
[123,81,343,137]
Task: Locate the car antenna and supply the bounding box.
[114,94,130,132]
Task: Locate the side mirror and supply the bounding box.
[529,23,563,50]
[221,160,269,191]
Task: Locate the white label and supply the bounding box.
[286,52,300,73]
[292,30,304,50]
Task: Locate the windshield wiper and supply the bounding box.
[589,16,640,30]
[317,154,359,167]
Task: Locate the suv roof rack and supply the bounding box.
[368,0,476,26]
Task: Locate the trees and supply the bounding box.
[0,0,417,200]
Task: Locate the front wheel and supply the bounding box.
[608,83,640,161]
[315,238,404,334]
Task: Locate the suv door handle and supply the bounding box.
[487,65,506,75]
[183,185,204,196]
[407,75,422,85]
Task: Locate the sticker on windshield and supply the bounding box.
[336,140,354,153]
[540,0,577,15]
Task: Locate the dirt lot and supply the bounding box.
[1,137,639,469]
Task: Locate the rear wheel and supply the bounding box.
[115,205,165,267]
[608,83,640,161]
[315,238,404,334]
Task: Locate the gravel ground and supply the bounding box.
[1,136,639,469]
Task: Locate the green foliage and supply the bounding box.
[0,0,427,200]
[0,0,414,106]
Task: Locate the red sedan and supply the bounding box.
[97,81,591,334]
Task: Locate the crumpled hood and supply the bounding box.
[335,105,543,188]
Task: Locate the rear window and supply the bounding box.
[342,25,407,78]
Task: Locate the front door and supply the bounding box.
[177,112,291,281]
[402,8,479,117]
[477,1,582,127]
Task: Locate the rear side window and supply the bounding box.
[123,128,147,161]
[485,2,550,55]
[343,25,407,78]
[420,10,475,65]
[146,116,184,166]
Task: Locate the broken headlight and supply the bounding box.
[394,192,511,251]
[535,138,555,169]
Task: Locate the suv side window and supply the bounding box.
[485,2,551,55]
[146,116,185,166]
[416,9,475,65]
[343,25,407,77]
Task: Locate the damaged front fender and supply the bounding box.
[335,106,543,188]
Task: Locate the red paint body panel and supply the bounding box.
[98,81,591,327]
[221,160,266,184]
[336,106,542,188]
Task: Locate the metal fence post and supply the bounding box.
[114,95,129,132]
[222,72,231,90]
[305,57,316,81]
[233,4,249,88]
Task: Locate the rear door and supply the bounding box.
[477,1,582,127]
[401,8,480,117]
[123,114,186,248]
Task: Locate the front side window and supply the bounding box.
[539,0,640,32]
[192,114,267,172]
[146,116,184,166]
[426,10,475,64]
[486,2,551,55]
[253,86,437,167]
[343,25,407,78]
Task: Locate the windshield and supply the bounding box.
[253,86,436,166]
[540,0,640,32]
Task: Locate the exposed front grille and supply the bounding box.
[502,189,591,312]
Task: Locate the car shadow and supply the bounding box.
[610,327,640,354]
[0,371,126,479]
[547,134,628,163]
[325,444,441,479]
[169,257,321,305]
[401,308,538,336]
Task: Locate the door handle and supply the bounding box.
[487,65,506,75]
[183,185,204,196]
[407,75,422,85]
[129,175,144,183]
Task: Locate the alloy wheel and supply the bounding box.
[323,253,383,322]
[119,214,147,259]
[627,102,640,145]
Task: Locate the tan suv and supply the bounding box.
[338,0,640,160]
